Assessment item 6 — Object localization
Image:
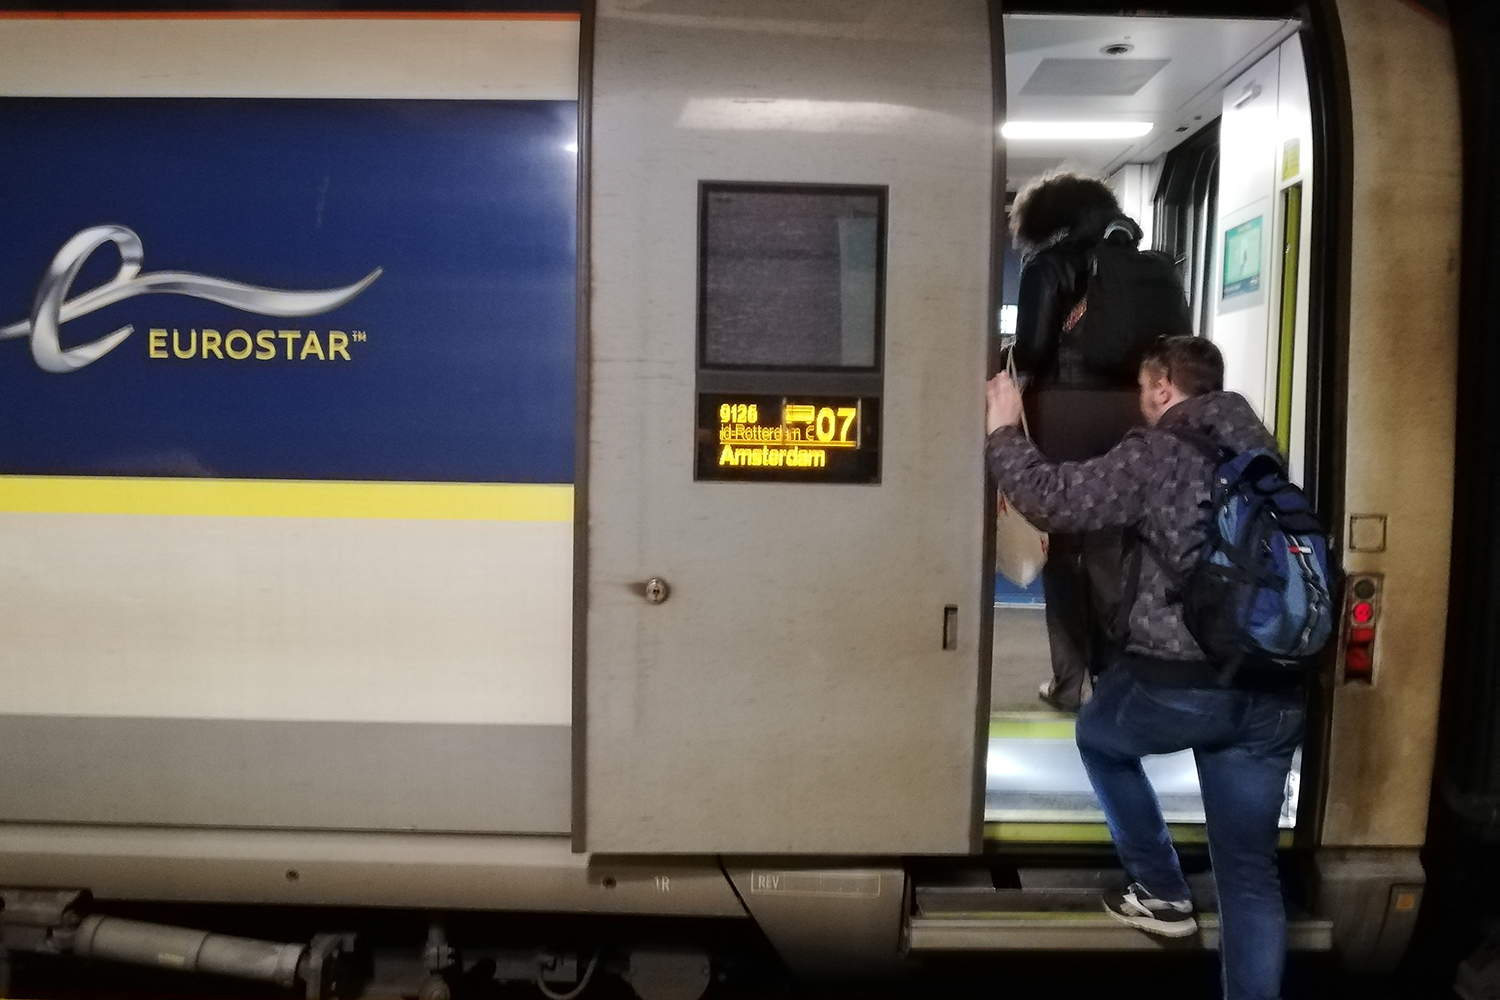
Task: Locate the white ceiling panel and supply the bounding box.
[1003,14,1298,191]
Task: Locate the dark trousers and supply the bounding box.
[1076,665,1305,1000]
[1040,528,1124,707]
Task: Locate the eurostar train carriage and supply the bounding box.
[0,0,1464,997]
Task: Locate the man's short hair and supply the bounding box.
[1141,336,1224,397]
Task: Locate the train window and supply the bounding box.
[698,184,885,370]
[1153,120,1221,335]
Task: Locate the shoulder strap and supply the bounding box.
[1163,425,1227,464]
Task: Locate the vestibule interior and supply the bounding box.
[987,12,1314,835]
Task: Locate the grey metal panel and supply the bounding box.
[585,1,995,854]
[0,827,746,917]
[725,865,906,977]
[1313,848,1425,973]
[906,914,1334,952]
[0,716,569,835]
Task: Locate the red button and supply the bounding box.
[1350,626,1376,644]
[1345,645,1373,674]
[1352,601,1375,624]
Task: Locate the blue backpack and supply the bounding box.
[1167,429,1336,678]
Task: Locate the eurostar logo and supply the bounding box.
[0,224,382,373]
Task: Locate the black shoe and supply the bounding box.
[1038,680,1080,713]
[1103,883,1198,938]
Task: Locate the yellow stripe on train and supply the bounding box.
[0,476,573,522]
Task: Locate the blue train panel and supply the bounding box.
[0,98,577,484]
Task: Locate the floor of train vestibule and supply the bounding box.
[992,605,1057,712]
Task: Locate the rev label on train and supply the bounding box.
[695,394,881,483]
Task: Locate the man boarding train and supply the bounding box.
[986,336,1319,1000]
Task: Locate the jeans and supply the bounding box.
[1076,664,1305,1000]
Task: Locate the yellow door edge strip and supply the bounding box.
[0,476,574,522]
[989,716,1077,740]
[983,822,1294,848]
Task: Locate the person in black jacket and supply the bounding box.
[1009,172,1146,712]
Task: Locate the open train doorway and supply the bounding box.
[986,12,1315,842]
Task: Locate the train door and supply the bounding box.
[577,0,998,854]
[985,12,1307,844]
[909,10,1349,959]
[941,3,1457,969]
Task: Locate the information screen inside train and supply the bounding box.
[695,394,880,483]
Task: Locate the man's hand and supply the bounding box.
[986,372,1024,434]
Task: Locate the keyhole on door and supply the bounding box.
[645,577,670,604]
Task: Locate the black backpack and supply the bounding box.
[1065,223,1193,381]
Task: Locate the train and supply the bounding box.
[0,0,1475,997]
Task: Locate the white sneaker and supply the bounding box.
[1103,882,1198,938]
[1037,680,1080,713]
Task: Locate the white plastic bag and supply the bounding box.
[994,352,1048,587]
[995,492,1048,587]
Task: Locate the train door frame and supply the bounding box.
[996,0,1438,856]
[998,0,1462,970]
[998,0,1339,846]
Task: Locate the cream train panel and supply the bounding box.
[0,512,574,725]
[1322,0,1461,847]
[0,17,579,100]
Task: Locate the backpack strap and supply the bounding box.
[1111,528,1145,645]
[1216,656,1246,689]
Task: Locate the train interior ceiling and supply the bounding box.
[987,13,1311,836]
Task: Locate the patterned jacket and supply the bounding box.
[987,390,1279,663]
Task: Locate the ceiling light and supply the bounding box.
[1001,121,1153,140]
[677,97,943,133]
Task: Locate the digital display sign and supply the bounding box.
[1222,215,1264,300]
[695,394,880,483]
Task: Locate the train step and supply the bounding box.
[906,869,1333,953]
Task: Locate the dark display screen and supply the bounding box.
[698,186,882,370]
